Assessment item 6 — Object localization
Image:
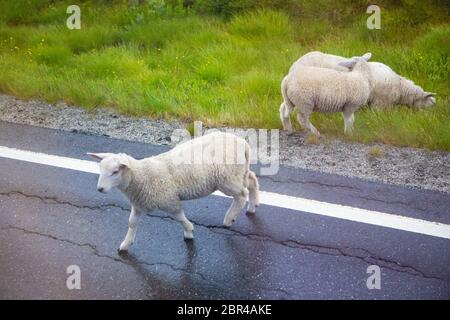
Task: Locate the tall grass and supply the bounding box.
[0,0,448,150]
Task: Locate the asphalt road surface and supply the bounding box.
[0,121,449,299]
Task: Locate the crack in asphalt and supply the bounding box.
[1,224,210,283]
[358,195,429,214]
[1,189,447,284]
[0,188,429,221]
[260,175,359,192]
[127,257,209,283]
[0,190,125,212]
[1,224,123,263]
[2,223,295,298]
[260,176,430,215]
[250,286,293,299]
[148,214,447,283]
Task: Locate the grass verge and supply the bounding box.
[0,1,448,151]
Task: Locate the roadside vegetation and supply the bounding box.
[0,0,448,150]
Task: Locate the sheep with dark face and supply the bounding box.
[89,132,259,252]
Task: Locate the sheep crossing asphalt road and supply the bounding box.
[0,121,449,299]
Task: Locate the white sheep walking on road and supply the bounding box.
[282,57,373,136]
[88,132,260,252]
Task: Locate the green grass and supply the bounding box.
[0,0,449,151]
[368,146,384,158]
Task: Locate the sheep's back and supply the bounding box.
[290,51,348,74]
[287,67,369,112]
[367,62,402,106]
[159,132,249,200]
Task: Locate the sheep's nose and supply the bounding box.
[97,187,104,193]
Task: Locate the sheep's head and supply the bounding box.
[413,92,436,108]
[398,78,436,109]
[87,152,131,193]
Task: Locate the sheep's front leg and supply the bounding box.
[119,206,141,252]
[342,110,355,135]
[172,210,194,240]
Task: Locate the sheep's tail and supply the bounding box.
[280,75,295,131]
[281,75,295,111]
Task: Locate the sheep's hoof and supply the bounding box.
[117,248,128,255]
[246,210,256,215]
[118,241,131,252]
[184,231,194,240]
[247,203,256,214]
[223,220,233,228]
[344,130,354,136]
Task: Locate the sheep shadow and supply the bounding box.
[117,240,208,299]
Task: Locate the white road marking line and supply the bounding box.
[0,146,99,174]
[1,145,450,240]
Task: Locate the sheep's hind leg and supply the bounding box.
[172,209,194,240]
[297,109,320,136]
[247,171,260,214]
[342,109,355,135]
[279,103,294,134]
[119,206,141,252]
[222,188,248,227]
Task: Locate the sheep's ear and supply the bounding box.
[361,52,372,61]
[338,59,357,69]
[118,154,130,168]
[87,152,112,161]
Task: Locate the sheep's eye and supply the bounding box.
[111,170,119,176]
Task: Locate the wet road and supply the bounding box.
[0,121,449,299]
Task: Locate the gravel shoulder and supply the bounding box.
[0,94,448,193]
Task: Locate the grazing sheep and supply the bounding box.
[283,57,373,136]
[280,51,372,134]
[367,61,436,108]
[88,131,260,252]
[280,51,435,134]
